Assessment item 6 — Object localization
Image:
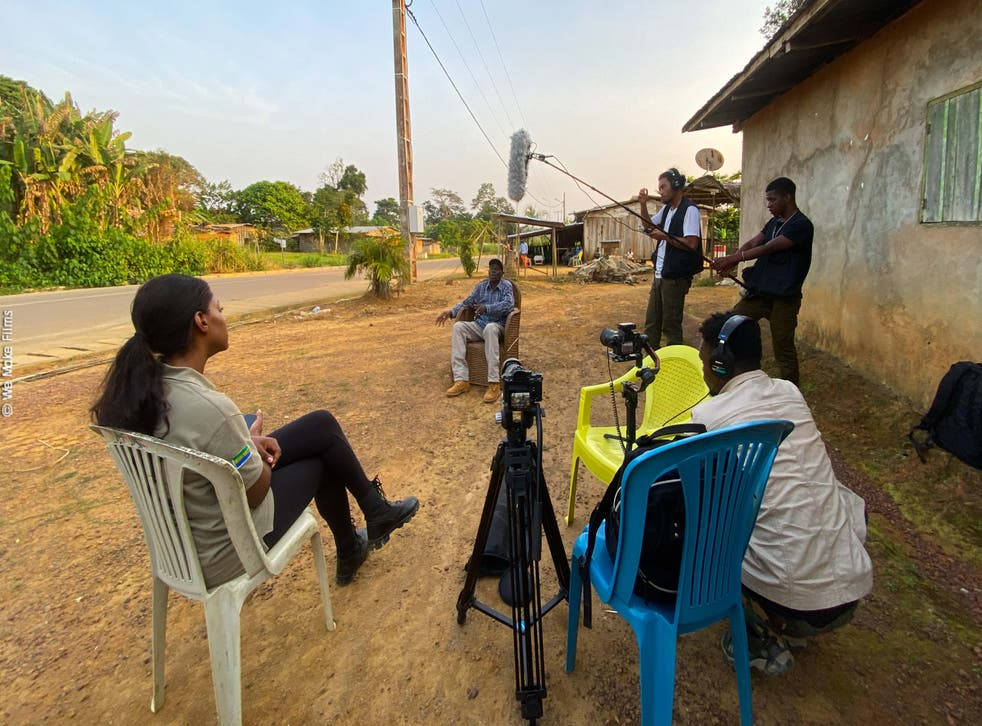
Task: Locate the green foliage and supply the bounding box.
[262,251,347,269]
[0,186,208,290]
[193,178,237,221]
[710,206,741,250]
[201,237,267,274]
[310,184,352,250]
[0,75,53,118]
[761,0,804,38]
[344,234,410,299]
[423,187,468,225]
[471,182,514,220]
[458,234,476,277]
[0,166,268,291]
[337,164,367,198]
[431,218,461,249]
[0,76,395,290]
[429,217,491,277]
[235,180,310,232]
[693,272,718,287]
[371,197,401,227]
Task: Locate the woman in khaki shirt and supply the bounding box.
[92,274,418,587]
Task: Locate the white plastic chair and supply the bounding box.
[91,425,335,726]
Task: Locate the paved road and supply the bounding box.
[0,258,462,367]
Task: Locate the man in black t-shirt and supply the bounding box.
[712,177,814,385]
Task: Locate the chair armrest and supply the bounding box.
[454,307,475,322]
[575,355,657,429]
[502,308,520,351]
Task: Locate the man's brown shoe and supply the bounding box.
[483,383,501,403]
[446,380,471,397]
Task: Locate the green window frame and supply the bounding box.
[921,80,982,224]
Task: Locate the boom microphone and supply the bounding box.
[508,129,532,202]
[506,129,747,288]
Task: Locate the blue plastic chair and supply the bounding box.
[565,420,794,725]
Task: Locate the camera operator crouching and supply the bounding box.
[690,311,872,675]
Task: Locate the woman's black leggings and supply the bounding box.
[261,410,374,552]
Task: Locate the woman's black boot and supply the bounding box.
[358,476,420,549]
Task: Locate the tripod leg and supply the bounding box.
[539,473,572,591]
[456,443,507,625]
[507,453,545,723]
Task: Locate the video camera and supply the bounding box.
[499,358,543,439]
[598,323,660,453]
[600,322,649,365]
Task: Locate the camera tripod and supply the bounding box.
[456,402,570,724]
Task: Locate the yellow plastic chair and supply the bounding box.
[565,345,709,525]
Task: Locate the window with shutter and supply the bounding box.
[921,81,982,224]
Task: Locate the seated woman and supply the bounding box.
[91,273,418,588]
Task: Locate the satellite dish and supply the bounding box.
[695,148,724,172]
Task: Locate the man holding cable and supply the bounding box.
[639,168,703,347]
[712,177,813,386]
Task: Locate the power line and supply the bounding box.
[427,0,509,141]
[405,7,552,210]
[472,0,562,205]
[478,0,528,130]
[554,156,649,236]
[406,6,508,169]
[453,0,516,131]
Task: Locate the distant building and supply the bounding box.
[683,0,981,406]
[191,223,259,246]
[574,199,711,261]
[416,237,441,257]
[289,225,399,253]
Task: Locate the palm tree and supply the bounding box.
[344,234,410,299]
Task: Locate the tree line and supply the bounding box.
[0,75,524,291]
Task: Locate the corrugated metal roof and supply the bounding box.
[683,0,924,133]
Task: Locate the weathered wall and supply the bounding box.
[740,0,982,407]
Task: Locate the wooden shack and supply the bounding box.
[572,176,738,261]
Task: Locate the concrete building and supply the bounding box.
[684,0,981,406]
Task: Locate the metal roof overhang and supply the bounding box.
[493,213,566,228]
[683,0,924,132]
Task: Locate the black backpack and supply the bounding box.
[909,362,982,470]
[576,423,706,628]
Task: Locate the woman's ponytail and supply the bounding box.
[90,274,213,435]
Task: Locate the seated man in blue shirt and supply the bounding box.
[436,258,515,403]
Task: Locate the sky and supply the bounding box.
[2,0,774,218]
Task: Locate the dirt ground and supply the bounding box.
[1,275,979,725]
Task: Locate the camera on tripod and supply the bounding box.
[501,358,542,411]
[498,358,543,439]
[600,322,648,364]
[459,357,569,725]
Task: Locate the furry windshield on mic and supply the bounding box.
[508,129,532,202]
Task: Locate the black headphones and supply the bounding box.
[664,167,685,191]
[711,315,752,376]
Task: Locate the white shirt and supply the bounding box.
[651,204,700,278]
[690,370,873,611]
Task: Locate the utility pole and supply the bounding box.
[392,0,418,281]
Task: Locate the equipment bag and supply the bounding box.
[909,361,982,470]
[577,423,706,627]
